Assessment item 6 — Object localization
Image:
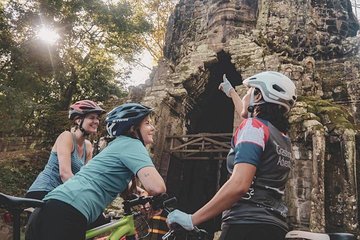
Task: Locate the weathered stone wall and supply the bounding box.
[131,0,360,237]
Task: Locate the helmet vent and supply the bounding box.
[123,112,139,118]
[272,84,285,93]
[80,106,94,110]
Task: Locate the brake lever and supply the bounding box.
[162,229,174,240]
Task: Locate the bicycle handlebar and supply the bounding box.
[123,193,176,215]
[162,226,209,240]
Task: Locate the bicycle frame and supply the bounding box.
[85,214,136,240]
[85,194,174,240]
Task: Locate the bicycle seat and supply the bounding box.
[0,192,44,210]
[328,233,356,240]
[286,230,330,240]
[286,230,356,240]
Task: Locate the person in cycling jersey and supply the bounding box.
[26,102,166,240]
[167,71,297,240]
[25,100,105,200]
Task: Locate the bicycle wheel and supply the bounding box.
[133,212,150,239]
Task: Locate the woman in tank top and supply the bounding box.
[26,100,105,200]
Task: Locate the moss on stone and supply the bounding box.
[297,96,355,131]
[179,64,190,72]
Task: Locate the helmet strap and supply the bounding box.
[248,88,255,118]
[247,88,266,118]
[79,118,90,137]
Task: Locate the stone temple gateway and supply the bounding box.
[129,0,360,237]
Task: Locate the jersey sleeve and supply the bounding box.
[121,139,155,175]
[233,118,270,167]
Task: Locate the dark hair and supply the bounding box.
[123,121,141,138]
[253,89,290,133]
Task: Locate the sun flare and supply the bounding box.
[37,27,60,44]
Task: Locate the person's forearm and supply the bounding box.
[229,89,243,116]
[60,171,74,182]
[191,163,256,226]
[191,179,245,225]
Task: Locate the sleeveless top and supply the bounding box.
[27,134,86,193]
[222,118,292,231]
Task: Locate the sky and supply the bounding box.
[125,50,155,87]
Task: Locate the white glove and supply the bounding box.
[166,209,194,231]
[218,74,234,97]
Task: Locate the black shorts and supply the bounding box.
[25,199,87,240]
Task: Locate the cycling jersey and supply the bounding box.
[27,133,86,194]
[222,117,292,231]
[44,136,155,223]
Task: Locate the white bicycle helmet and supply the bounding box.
[243,71,297,113]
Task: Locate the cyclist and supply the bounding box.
[25,100,105,200]
[167,71,297,240]
[25,102,166,240]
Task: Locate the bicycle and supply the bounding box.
[86,193,210,240]
[161,226,210,240]
[285,230,356,240]
[0,192,173,240]
[0,192,44,240]
[85,193,175,240]
[161,228,355,240]
[2,191,355,240]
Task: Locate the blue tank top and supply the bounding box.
[27,134,86,193]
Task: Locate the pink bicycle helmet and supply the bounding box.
[69,100,105,120]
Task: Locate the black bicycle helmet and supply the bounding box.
[69,100,105,120]
[105,103,153,137]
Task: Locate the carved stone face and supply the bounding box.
[206,0,258,44]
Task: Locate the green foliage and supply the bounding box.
[0,0,155,137]
[0,150,48,196]
[130,0,176,62]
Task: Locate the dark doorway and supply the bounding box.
[166,51,242,238]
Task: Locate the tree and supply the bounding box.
[0,0,152,139]
[131,0,176,64]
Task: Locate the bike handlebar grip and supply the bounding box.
[151,193,170,210]
[163,197,177,208]
[124,195,150,207]
[169,222,183,231]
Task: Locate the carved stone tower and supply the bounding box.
[131,0,360,236]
